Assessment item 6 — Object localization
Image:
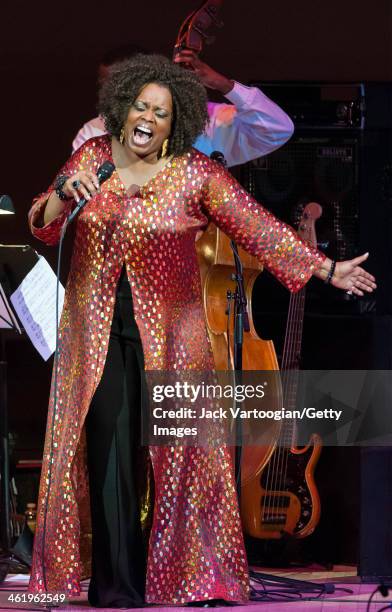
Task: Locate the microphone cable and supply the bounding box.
[40,161,114,594]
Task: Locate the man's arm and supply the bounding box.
[72,116,107,152]
[174,50,294,167]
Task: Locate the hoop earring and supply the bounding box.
[161,138,169,158]
[119,127,125,145]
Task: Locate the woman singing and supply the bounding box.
[28,54,375,607]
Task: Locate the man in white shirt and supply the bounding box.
[73,49,294,167]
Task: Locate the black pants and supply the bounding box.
[85,268,146,607]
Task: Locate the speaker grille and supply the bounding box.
[243,136,360,262]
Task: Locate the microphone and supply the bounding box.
[210,150,227,168]
[67,161,115,224]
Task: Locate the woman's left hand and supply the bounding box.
[331,253,377,296]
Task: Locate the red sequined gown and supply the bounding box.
[28,136,324,604]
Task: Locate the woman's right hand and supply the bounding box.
[63,170,100,202]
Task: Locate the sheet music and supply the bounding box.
[0,283,21,331]
[10,256,65,361]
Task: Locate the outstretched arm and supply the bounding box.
[201,161,376,294]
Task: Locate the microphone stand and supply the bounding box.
[0,332,11,553]
[0,246,40,580]
[40,161,115,592]
[230,241,250,496]
[209,150,249,497]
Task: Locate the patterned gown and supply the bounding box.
[28,136,324,604]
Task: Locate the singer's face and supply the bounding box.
[123,82,172,158]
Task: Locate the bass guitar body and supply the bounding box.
[241,434,322,539]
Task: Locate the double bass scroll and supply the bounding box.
[174,0,224,56]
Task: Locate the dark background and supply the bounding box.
[2,0,391,251]
[1,0,391,567]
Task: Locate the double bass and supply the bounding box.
[175,0,321,537]
[175,0,281,484]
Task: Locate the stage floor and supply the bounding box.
[0,567,391,611]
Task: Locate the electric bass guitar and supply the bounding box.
[241,203,323,539]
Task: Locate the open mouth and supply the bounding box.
[133,125,153,146]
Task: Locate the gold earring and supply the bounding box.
[119,127,125,145]
[161,138,169,158]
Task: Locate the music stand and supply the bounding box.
[0,245,39,569]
